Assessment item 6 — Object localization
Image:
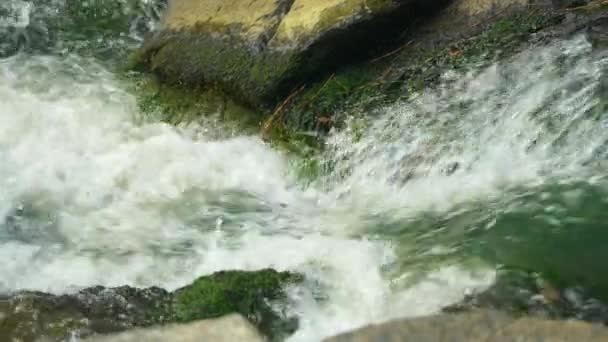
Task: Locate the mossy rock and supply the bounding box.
[444,268,608,323]
[325,310,608,342]
[279,6,568,133]
[0,286,172,342]
[0,269,304,342]
[132,0,448,109]
[173,269,303,340]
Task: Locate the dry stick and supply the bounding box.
[261,85,306,136]
[369,40,414,64]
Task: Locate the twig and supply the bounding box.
[261,85,305,135]
[369,40,413,64]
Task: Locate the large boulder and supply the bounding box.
[0,269,302,342]
[132,0,448,109]
[324,310,608,342]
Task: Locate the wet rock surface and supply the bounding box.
[0,269,301,342]
[0,286,172,341]
[133,0,449,109]
[444,269,608,324]
[588,16,608,48]
[324,310,608,342]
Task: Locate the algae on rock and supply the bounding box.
[0,269,303,342]
[173,269,303,340]
[132,0,447,109]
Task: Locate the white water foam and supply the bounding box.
[1,34,605,341]
[319,35,607,226]
[0,0,31,28]
[0,53,495,340]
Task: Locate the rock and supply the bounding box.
[0,286,173,342]
[588,16,608,49]
[172,269,303,340]
[443,269,608,324]
[83,314,264,342]
[0,269,302,342]
[324,310,608,342]
[133,0,448,109]
[552,0,592,8]
[451,0,529,17]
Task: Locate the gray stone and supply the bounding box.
[588,16,608,48]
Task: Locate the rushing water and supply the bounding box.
[1,1,607,341]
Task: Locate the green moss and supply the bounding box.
[282,64,384,132]
[132,31,302,110]
[129,4,568,159]
[173,269,303,340]
[266,123,322,154]
[123,71,263,130]
[290,157,323,185]
[280,9,566,137]
[397,11,565,95]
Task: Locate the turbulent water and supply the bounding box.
[1,1,607,341]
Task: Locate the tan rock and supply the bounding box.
[134,0,436,108]
[271,0,394,44]
[324,310,608,342]
[162,0,284,41]
[453,0,529,16]
[84,314,265,342]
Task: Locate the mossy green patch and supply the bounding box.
[0,270,305,341]
[132,31,303,110]
[124,71,263,131]
[173,269,303,340]
[394,11,565,96]
[279,9,566,136]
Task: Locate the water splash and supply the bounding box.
[0,0,166,59]
[0,11,606,342]
[320,34,607,222]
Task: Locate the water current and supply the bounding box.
[1,1,607,341]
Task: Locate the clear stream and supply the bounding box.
[1,1,607,341]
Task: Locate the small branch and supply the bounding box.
[369,40,413,64]
[261,85,305,136]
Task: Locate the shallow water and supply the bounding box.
[1,1,607,341]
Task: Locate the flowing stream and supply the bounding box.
[1,1,607,341]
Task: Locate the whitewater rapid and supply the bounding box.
[0,21,606,342]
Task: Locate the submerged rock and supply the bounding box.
[84,314,264,342]
[132,0,448,109]
[588,16,608,48]
[0,269,302,342]
[324,310,608,342]
[443,269,608,324]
